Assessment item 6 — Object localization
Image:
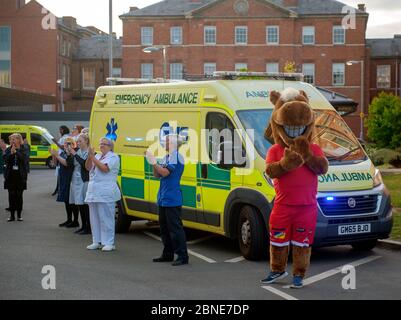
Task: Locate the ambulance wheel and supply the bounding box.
[46,157,56,169]
[238,205,268,261]
[115,200,132,233]
[351,239,377,251]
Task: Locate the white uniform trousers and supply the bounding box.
[88,202,115,246]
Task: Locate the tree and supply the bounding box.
[366,92,401,149]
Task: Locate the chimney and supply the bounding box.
[358,4,366,12]
[130,6,139,12]
[16,0,25,9]
[62,16,77,30]
[283,0,298,7]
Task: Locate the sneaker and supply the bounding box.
[260,271,289,284]
[102,245,115,252]
[86,243,102,250]
[172,259,189,266]
[290,276,304,289]
[17,217,23,222]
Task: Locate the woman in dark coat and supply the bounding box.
[50,137,79,228]
[1,134,29,222]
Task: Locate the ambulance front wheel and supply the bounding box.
[115,199,132,233]
[238,205,268,261]
[46,157,56,169]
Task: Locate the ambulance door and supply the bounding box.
[199,110,244,233]
[29,130,50,165]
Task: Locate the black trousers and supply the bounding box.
[64,202,79,223]
[8,189,24,216]
[78,204,90,230]
[159,206,188,261]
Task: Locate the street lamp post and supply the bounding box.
[108,0,113,85]
[57,79,64,112]
[143,46,167,81]
[347,60,365,141]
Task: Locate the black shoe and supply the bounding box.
[17,217,23,222]
[5,207,10,212]
[153,256,174,263]
[51,190,58,196]
[74,228,84,234]
[66,221,79,228]
[7,217,15,222]
[79,229,91,235]
[59,220,72,227]
[172,259,189,266]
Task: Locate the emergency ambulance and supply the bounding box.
[89,72,393,260]
[0,125,57,169]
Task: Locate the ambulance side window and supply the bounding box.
[206,112,235,161]
[31,133,50,146]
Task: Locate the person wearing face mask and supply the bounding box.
[1,133,29,222]
[50,137,80,228]
[85,137,121,252]
[68,133,91,235]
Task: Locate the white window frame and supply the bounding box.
[112,67,122,78]
[266,26,279,44]
[333,26,345,45]
[266,63,279,73]
[170,26,183,45]
[204,26,216,45]
[332,63,345,86]
[82,66,96,90]
[302,63,315,84]
[204,63,216,76]
[170,63,183,80]
[235,63,248,72]
[235,26,248,45]
[302,26,315,45]
[377,65,391,89]
[141,27,153,46]
[141,63,153,79]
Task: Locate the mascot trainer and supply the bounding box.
[261,88,329,289]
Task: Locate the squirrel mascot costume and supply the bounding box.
[262,88,329,288]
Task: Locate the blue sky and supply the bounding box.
[32,0,401,39]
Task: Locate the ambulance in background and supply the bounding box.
[0,125,57,169]
[88,72,393,260]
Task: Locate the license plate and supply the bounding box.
[338,224,371,235]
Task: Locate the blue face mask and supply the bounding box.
[283,125,307,138]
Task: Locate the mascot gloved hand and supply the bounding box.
[261,88,329,289]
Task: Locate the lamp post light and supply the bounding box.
[347,60,365,141]
[142,45,167,81]
[56,79,64,112]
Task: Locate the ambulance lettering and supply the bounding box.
[318,172,373,183]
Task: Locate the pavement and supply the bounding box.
[1,167,401,300]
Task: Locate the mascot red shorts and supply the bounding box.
[269,204,318,247]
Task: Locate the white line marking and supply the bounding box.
[187,235,217,245]
[282,255,382,289]
[225,256,245,263]
[143,231,161,242]
[143,231,217,263]
[187,249,217,264]
[262,286,299,300]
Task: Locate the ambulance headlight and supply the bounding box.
[373,169,383,187]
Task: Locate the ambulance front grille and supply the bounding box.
[318,195,379,216]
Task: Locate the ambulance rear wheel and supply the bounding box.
[46,157,56,169]
[238,205,268,261]
[115,200,132,233]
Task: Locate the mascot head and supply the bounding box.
[265,88,315,147]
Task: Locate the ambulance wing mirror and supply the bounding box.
[216,141,246,170]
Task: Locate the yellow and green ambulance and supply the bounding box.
[0,125,57,169]
[89,75,393,260]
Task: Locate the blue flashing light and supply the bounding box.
[326,197,334,201]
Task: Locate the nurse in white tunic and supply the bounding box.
[85,137,121,252]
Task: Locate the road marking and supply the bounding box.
[262,286,299,300]
[143,231,217,264]
[282,255,382,289]
[225,256,245,263]
[188,249,217,264]
[187,235,217,245]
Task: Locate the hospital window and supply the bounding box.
[235,26,247,45]
[170,26,183,45]
[266,26,279,44]
[204,26,216,45]
[204,63,216,76]
[82,66,96,90]
[377,65,391,88]
[235,63,248,72]
[302,63,315,84]
[266,63,279,73]
[302,26,315,45]
[141,63,153,79]
[141,27,153,45]
[0,26,11,87]
[112,67,122,78]
[332,63,345,86]
[170,63,183,80]
[333,26,345,44]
